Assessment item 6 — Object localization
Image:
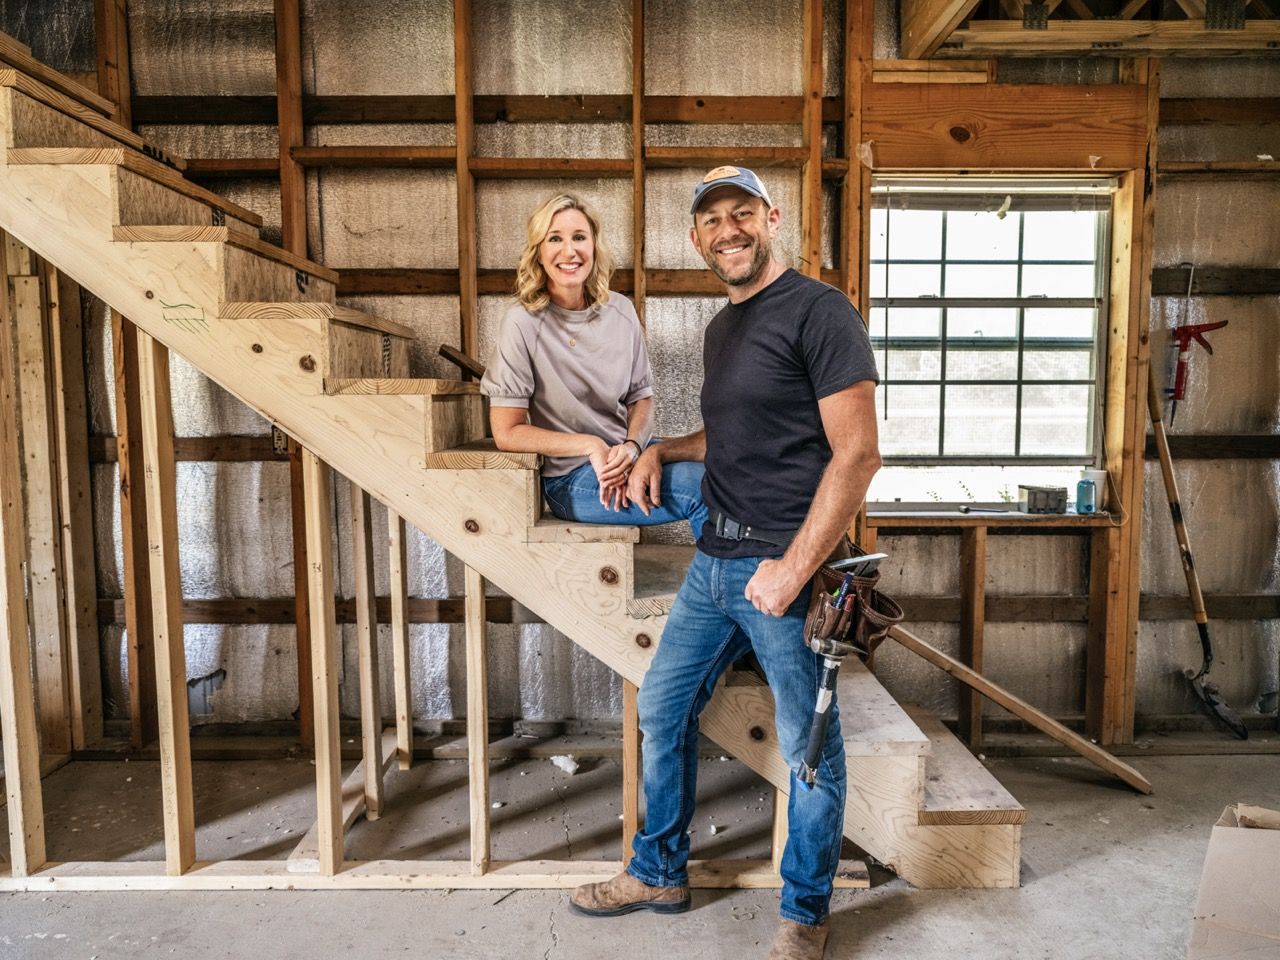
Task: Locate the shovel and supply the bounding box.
[1147,367,1248,740]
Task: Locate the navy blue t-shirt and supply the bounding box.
[697,269,879,559]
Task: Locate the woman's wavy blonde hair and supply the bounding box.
[515,193,615,313]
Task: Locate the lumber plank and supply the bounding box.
[323,378,480,397]
[888,625,1153,794]
[424,439,539,470]
[287,728,398,872]
[770,791,788,874]
[0,246,47,876]
[184,157,278,178]
[292,145,454,168]
[901,0,984,59]
[940,20,1280,56]
[454,0,478,363]
[904,705,1025,825]
[1160,97,1280,126]
[93,0,130,126]
[527,519,640,544]
[0,35,113,115]
[800,0,823,280]
[47,270,102,747]
[350,482,385,820]
[288,438,313,751]
[111,226,335,283]
[217,302,415,340]
[438,343,485,378]
[837,657,931,757]
[388,511,413,770]
[631,0,645,325]
[628,544,694,619]
[135,331,196,875]
[0,857,869,891]
[958,526,986,746]
[468,157,632,178]
[465,563,490,876]
[861,83,1147,171]
[274,0,306,255]
[622,678,639,863]
[1158,160,1280,181]
[10,271,73,754]
[301,449,343,874]
[644,146,809,168]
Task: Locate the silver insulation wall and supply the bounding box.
[5,3,1276,729]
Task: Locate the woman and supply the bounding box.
[481,193,706,536]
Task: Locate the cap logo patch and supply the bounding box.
[703,165,740,183]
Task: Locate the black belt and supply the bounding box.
[710,510,800,548]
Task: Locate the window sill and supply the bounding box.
[866,509,1115,529]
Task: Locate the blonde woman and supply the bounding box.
[482,193,706,534]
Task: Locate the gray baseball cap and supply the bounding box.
[690,165,774,214]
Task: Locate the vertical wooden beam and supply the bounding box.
[47,269,103,748]
[350,481,384,820]
[11,268,72,755]
[958,525,987,745]
[465,563,490,876]
[388,510,413,770]
[0,248,46,878]
[454,0,478,362]
[302,449,343,875]
[94,0,132,127]
[621,678,640,863]
[274,0,315,752]
[135,331,195,876]
[800,0,824,279]
[112,309,158,747]
[771,790,789,875]
[631,0,646,325]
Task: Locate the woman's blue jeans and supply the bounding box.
[626,550,847,926]
[541,457,708,540]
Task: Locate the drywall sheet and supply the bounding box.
[128,0,277,96]
[1136,620,1278,722]
[302,0,455,96]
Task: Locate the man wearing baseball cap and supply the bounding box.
[569,166,881,959]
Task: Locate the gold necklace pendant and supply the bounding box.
[569,337,577,347]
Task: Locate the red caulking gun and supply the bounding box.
[1166,263,1227,425]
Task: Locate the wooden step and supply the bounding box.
[838,659,932,758]
[424,439,539,470]
[324,378,480,396]
[112,225,330,279]
[527,518,639,544]
[222,302,412,378]
[903,705,1027,826]
[1,74,184,169]
[221,301,415,340]
[10,149,258,226]
[113,164,259,238]
[628,544,694,618]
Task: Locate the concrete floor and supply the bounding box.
[2,750,1278,959]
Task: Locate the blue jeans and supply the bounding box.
[627,550,847,926]
[541,458,708,540]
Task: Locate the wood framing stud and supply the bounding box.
[958,526,987,746]
[350,482,385,820]
[389,510,413,770]
[622,678,640,863]
[465,563,491,876]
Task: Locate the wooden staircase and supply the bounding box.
[0,62,1022,889]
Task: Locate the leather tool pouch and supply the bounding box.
[802,546,905,662]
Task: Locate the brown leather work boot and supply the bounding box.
[768,918,830,960]
[569,870,690,917]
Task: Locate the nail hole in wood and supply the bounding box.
[635,633,652,649]
[252,343,263,353]
[464,519,480,533]
[749,726,766,741]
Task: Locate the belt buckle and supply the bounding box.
[716,513,744,540]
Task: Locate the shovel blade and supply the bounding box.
[1185,668,1249,740]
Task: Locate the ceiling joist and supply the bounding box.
[939,19,1280,57]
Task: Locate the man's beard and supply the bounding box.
[705,235,771,287]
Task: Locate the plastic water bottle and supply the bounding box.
[1076,478,1096,515]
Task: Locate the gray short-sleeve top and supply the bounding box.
[480,292,654,477]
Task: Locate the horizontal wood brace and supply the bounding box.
[1150,267,1280,296]
[1160,98,1280,126]
[1159,160,1280,181]
[96,595,539,626]
[184,157,281,178]
[292,145,456,168]
[468,156,633,178]
[939,20,1280,56]
[645,146,809,168]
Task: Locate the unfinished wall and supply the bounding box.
[2,3,1276,735]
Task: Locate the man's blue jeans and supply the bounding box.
[541,458,708,540]
[626,550,847,926]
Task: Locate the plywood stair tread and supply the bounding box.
[324,378,480,396]
[904,705,1026,826]
[8,148,255,223]
[628,544,694,618]
[527,519,640,543]
[220,302,414,339]
[424,438,540,470]
[836,658,932,757]
[112,226,335,282]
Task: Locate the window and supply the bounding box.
[865,179,1112,505]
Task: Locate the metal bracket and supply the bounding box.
[271,426,289,456]
[1023,0,1049,29]
[210,207,226,226]
[381,333,392,375]
[295,270,310,295]
[1205,0,1246,29]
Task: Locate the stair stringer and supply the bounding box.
[0,155,1018,888]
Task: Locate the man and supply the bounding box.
[570,166,880,960]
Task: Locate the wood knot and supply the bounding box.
[948,125,973,144]
[749,726,766,741]
[299,355,317,372]
[635,633,652,649]
[145,290,155,299]
[464,519,480,533]
[251,343,263,354]
[599,566,619,585]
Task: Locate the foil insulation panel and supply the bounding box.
[1161,59,1280,97]
[1160,124,1280,164]
[643,297,717,439]
[302,0,455,95]
[338,294,462,378]
[645,124,802,148]
[995,60,1117,85]
[474,0,632,95]
[645,0,802,95]
[128,0,277,96]
[475,123,631,159]
[1136,620,1279,721]
[873,0,899,60]
[1154,182,1280,268]
[0,0,94,72]
[874,534,962,598]
[984,535,1088,596]
[134,124,280,160]
[871,622,962,720]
